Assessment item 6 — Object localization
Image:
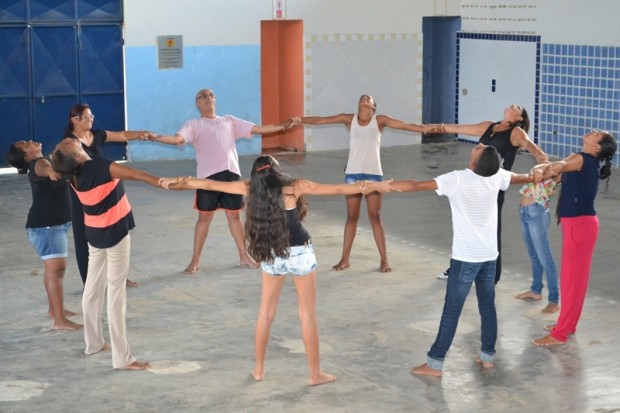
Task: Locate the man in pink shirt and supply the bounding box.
[152,88,298,273]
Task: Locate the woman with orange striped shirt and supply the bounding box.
[51,137,176,370]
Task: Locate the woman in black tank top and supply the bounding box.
[428,104,547,283]
[6,140,82,331]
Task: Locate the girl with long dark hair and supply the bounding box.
[171,155,394,385]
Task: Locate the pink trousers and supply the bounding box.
[551,215,599,342]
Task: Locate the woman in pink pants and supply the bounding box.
[531,130,617,346]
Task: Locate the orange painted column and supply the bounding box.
[260,20,304,152]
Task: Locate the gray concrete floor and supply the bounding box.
[1,141,619,413]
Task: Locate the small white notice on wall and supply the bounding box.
[273,0,285,19]
[157,35,183,69]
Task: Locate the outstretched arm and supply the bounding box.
[377,115,425,134]
[169,178,249,195]
[148,133,186,145]
[109,162,168,188]
[389,179,438,193]
[426,121,493,137]
[301,114,354,127]
[532,153,583,180]
[511,128,549,163]
[105,130,152,142]
[294,179,396,197]
[250,117,300,135]
[510,172,535,184]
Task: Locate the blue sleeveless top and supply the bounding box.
[558,152,599,218]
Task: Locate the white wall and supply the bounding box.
[461,0,620,45]
[123,0,620,159]
[124,0,460,46]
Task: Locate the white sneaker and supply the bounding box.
[437,269,449,279]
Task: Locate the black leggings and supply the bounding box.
[495,190,505,284]
[70,190,89,284]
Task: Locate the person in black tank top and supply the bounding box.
[168,154,396,386]
[427,104,548,283]
[6,140,82,331]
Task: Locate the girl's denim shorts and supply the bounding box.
[26,222,71,260]
[261,243,317,276]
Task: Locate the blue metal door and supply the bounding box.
[0,0,124,165]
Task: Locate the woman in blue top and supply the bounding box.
[531,130,617,347]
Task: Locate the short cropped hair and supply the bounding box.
[473,146,502,177]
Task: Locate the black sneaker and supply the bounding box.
[437,268,449,279]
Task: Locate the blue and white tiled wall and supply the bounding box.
[540,44,620,166]
[455,35,619,167]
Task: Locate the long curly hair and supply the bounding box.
[244,155,308,263]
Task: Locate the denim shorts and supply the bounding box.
[261,243,317,276]
[344,173,383,184]
[26,222,71,260]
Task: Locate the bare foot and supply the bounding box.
[53,319,83,331]
[332,259,350,271]
[514,290,543,301]
[542,303,559,314]
[48,309,77,318]
[544,324,556,332]
[410,363,442,378]
[380,260,392,273]
[126,279,139,287]
[309,372,336,386]
[183,263,200,275]
[117,361,151,370]
[475,356,493,369]
[251,368,264,381]
[240,254,259,269]
[532,334,566,347]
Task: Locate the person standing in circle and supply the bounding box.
[301,94,427,273]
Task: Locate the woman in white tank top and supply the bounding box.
[301,95,429,273]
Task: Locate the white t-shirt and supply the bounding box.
[177,115,254,178]
[345,114,382,176]
[435,168,512,263]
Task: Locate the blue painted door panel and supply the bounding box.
[0,0,124,166]
[32,26,79,142]
[0,25,31,149]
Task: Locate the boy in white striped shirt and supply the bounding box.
[392,143,535,377]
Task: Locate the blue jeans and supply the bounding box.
[427,259,497,371]
[519,203,559,304]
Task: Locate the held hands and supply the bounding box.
[360,179,401,194]
[158,176,192,189]
[280,117,302,131]
[146,131,162,141]
[136,130,154,141]
[528,166,545,183]
[423,124,446,134]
